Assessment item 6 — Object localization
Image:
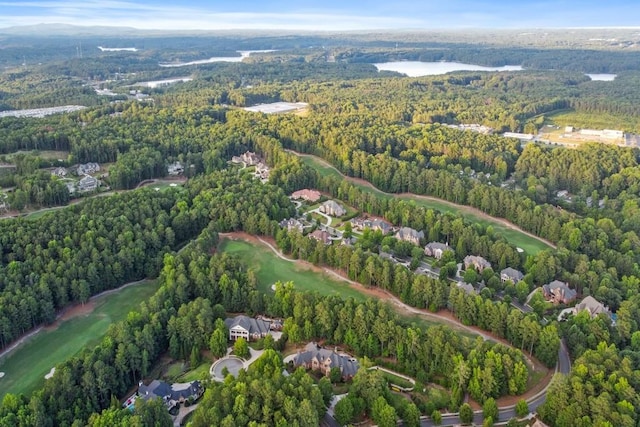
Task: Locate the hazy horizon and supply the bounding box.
[1,0,639,32]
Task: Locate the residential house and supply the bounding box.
[500,267,524,283]
[456,281,476,295]
[137,380,203,410]
[309,229,332,245]
[76,162,100,176]
[224,315,272,342]
[253,162,270,180]
[341,236,357,246]
[463,255,491,272]
[279,218,304,233]
[292,342,359,381]
[241,151,261,166]
[51,167,67,178]
[319,200,346,217]
[379,252,394,261]
[573,296,611,318]
[78,175,98,192]
[556,190,572,202]
[291,189,321,202]
[65,182,76,194]
[424,242,453,259]
[231,151,261,166]
[542,280,577,305]
[394,227,424,246]
[167,161,184,176]
[351,217,393,234]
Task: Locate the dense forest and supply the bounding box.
[0,32,639,426]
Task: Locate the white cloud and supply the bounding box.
[1,0,638,30]
[0,1,425,31]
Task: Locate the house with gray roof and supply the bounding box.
[76,162,100,176]
[51,167,67,178]
[309,229,332,245]
[292,342,359,381]
[351,217,393,234]
[137,379,203,410]
[456,281,476,295]
[78,175,98,192]
[573,296,611,319]
[500,267,524,283]
[167,161,184,176]
[279,218,303,233]
[394,227,424,246]
[224,315,272,341]
[463,255,491,272]
[424,242,453,259]
[542,280,577,305]
[319,200,346,217]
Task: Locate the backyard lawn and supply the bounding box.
[0,280,160,397]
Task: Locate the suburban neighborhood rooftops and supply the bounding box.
[225,315,271,336]
[425,242,450,252]
[394,227,424,244]
[137,379,203,408]
[291,189,321,202]
[500,267,524,282]
[575,295,610,318]
[293,342,359,379]
[542,280,577,304]
[309,229,332,245]
[463,255,491,271]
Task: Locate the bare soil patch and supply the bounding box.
[44,302,96,331]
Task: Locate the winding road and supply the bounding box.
[222,233,571,426]
[287,150,556,251]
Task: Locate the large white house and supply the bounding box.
[224,315,272,341]
[76,162,100,176]
[167,161,184,176]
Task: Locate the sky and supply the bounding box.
[0,0,639,31]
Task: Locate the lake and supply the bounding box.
[586,73,616,81]
[374,61,523,77]
[159,49,277,68]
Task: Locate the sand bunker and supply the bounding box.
[44,367,55,379]
[0,372,5,378]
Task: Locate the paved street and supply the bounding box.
[416,339,571,426]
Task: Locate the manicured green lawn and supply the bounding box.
[24,205,69,220]
[0,280,160,398]
[5,150,69,161]
[142,181,185,192]
[179,363,212,383]
[219,238,481,341]
[301,156,342,179]
[219,239,367,301]
[299,154,551,255]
